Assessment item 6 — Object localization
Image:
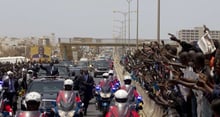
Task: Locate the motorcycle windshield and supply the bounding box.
[101,84,111,93]
[57,91,77,111]
[15,111,42,117]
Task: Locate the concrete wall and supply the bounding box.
[113,55,165,117]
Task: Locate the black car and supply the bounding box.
[21,78,65,111]
[93,59,110,77]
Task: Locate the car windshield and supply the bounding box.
[95,60,109,67]
[69,67,81,76]
[60,61,73,66]
[28,81,64,93]
[78,61,88,67]
[38,64,69,77]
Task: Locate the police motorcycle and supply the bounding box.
[56,90,83,117]
[95,78,115,116]
[122,76,144,114]
[95,85,115,116]
[0,81,13,117]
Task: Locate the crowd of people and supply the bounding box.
[120,27,220,117]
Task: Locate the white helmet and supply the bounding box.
[124,75,131,80]
[25,92,41,102]
[114,89,128,99]
[108,70,114,75]
[64,79,73,86]
[124,75,132,85]
[102,73,109,78]
[27,70,33,73]
[7,71,13,75]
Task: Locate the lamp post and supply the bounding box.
[126,0,133,50]
[113,10,136,47]
[113,20,124,44]
[113,11,127,45]
[136,0,139,50]
[113,30,123,55]
[157,0,160,43]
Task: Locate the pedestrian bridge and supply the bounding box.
[59,38,148,47]
[58,37,177,60]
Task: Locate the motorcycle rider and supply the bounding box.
[55,79,82,116]
[108,70,114,81]
[95,73,114,110]
[121,75,142,111]
[105,89,139,117]
[15,91,44,117]
[99,73,112,87]
[108,70,120,89]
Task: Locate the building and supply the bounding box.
[178,27,220,42]
[38,36,50,46]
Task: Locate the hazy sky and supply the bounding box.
[0,0,219,40]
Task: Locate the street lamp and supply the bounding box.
[113,20,124,44]
[113,29,123,55]
[113,10,136,47]
[136,0,139,50]
[113,11,127,45]
[126,0,132,50]
[157,0,160,43]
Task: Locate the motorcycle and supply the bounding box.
[56,91,83,117]
[95,84,114,116]
[0,81,13,117]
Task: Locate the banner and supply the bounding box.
[30,46,51,62]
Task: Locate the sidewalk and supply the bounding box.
[113,55,164,117]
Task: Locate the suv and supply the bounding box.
[93,59,110,77]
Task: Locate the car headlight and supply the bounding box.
[58,110,75,117]
[100,92,111,98]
